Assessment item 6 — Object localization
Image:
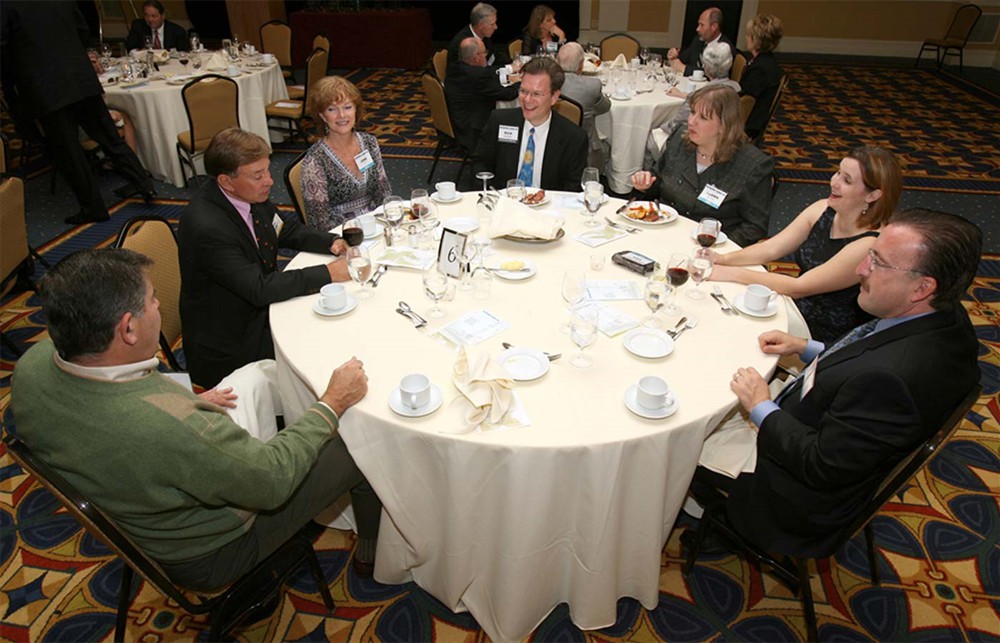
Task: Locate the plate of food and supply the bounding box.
[618,201,679,225]
[517,189,549,207]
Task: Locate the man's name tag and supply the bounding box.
[697,183,727,209]
[271,213,284,238]
[354,149,375,172]
[498,125,519,143]
[800,359,817,400]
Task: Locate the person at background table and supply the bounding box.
[556,42,610,172]
[693,208,981,560]
[12,247,383,587]
[657,41,739,139]
[631,84,773,248]
[125,0,189,52]
[472,56,588,192]
[740,14,784,141]
[521,5,566,56]
[179,128,349,390]
[447,38,521,155]
[448,2,509,67]
[301,76,391,231]
[0,0,155,225]
[667,7,735,77]
[710,146,902,343]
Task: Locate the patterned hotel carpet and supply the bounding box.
[0,199,998,641]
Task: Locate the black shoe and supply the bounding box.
[680,527,732,555]
[64,212,110,225]
[113,184,138,199]
[352,557,375,579]
[141,189,157,204]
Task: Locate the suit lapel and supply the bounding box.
[818,311,952,373]
[205,185,269,265]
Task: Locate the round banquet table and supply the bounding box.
[270,191,788,642]
[103,56,288,188]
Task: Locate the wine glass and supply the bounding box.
[560,270,586,334]
[192,54,202,71]
[410,188,430,218]
[643,279,667,328]
[458,242,477,291]
[639,47,650,66]
[476,170,494,196]
[418,202,439,250]
[580,167,599,194]
[178,53,190,72]
[342,219,364,247]
[347,245,374,300]
[664,253,688,314]
[423,263,449,318]
[382,195,404,240]
[583,181,603,227]
[506,178,526,203]
[688,248,714,299]
[570,308,598,368]
[696,217,721,248]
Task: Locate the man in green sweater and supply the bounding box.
[11,247,381,590]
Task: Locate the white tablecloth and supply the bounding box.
[103,56,288,187]
[270,192,788,642]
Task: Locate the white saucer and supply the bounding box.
[732,292,779,318]
[624,385,679,419]
[689,227,729,246]
[445,217,479,233]
[431,191,463,204]
[389,384,444,417]
[497,347,549,381]
[490,259,536,280]
[623,328,675,359]
[167,74,195,85]
[313,295,358,317]
[364,223,385,240]
[610,93,633,101]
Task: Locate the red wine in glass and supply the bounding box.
[342,228,364,247]
[696,233,717,247]
[667,267,690,287]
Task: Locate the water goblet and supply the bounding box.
[347,245,374,300]
[580,166,599,194]
[418,202,439,250]
[688,248,714,299]
[192,54,202,71]
[570,308,598,368]
[643,279,667,328]
[506,178,526,203]
[382,195,404,239]
[583,181,603,227]
[560,269,586,334]
[423,263,449,318]
[639,47,650,66]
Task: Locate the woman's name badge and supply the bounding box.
[354,149,375,172]
[697,184,727,209]
[498,125,519,143]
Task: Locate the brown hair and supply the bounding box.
[307,75,366,127]
[526,5,555,40]
[521,56,565,92]
[682,84,745,163]
[746,14,783,54]
[204,128,270,177]
[848,146,902,230]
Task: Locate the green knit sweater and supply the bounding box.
[11,339,339,563]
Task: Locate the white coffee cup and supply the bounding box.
[261,53,276,64]
[636,375,671,409]
[400,373,431,409]
[319,283,346,311]
[744,284,778,312]
[357,213,377,236]
[435,181,456,200]
[691,70,706,81]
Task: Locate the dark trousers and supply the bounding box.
[37,94,152,219]
[161,434,382,591]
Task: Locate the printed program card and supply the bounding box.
[431,310,509,347]
[573,301,640,337]
[584,280,643,301]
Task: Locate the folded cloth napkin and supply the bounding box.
[487,197,563,239]
[204,52,230,71]
[582,53,601,74]
[611,53,628,69]
[130,48,170,63]
[452,346,514,431]
[697,377,787,478]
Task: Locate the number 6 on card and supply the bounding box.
[438,227,468,278]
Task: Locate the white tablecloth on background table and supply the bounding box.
[103,57,288,187]
[269,192,790,642]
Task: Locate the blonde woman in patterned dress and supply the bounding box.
[300,76,392,231]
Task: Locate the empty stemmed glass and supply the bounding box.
[583,181,603,227]
[189,32,200,52]
[418,202,439,249]
[423,262,449,318]
[560,270,586,334]
[688,248,714,299]
[347,245,374,300]
[570,308,599,368]
[506,178,526,203]
[382,195,404,240]
[458,242,477,291]
[639,47,650,66]
[643,279,667,328]
[580,166,599,194]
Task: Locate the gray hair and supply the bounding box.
[702,41,732,80]
[459,37,481,62]
[556,42,585,73]
[470,2,496,26]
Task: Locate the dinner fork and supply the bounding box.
[712,285,739,316]
[604,217,640,234]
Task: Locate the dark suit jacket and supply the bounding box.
[472,108,589,192]
[178,183,336,388]
[651,126,773,247]
[445,61,519,153]
[739,51,781,138]
[125,18,189,51]
[726,308,980,557]
[0,1,102,118]
[447,25,509,66]
[678,33,734,76]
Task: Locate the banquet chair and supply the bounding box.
[1,176,49,358]
[290,33,332,99]
[266,47,328,145]
[432,48,449,83]
[599,33,640,62]
[739,95,756,127]
[259,20,294,82]
[553,96,583,127]
[682,383,981,642]
[751,72,788,148]
[421,73,468,184]
[508,39,523,60]
[915,3,982,72]
[2,431,335,643]
[114,216,184,372]
[283,149,310,226]
[730,51,747,83]
[176,74,239,187]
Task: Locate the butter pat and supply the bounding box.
[500,260,525,271]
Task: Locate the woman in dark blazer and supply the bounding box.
[740,14,784,140]
[632,84,774,248]
[520,5,565,56]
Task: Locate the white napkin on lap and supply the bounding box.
[204,52,229,71]
[452,346,514,431]
[488,197,563,239]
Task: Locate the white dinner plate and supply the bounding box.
[497,347,549,381]
[618,201,679,225]
[732,292,779,318]
[444,217,479,233]
[312,295,358,317]
[623,328,675,359]
[364,223,386,240]
[624,385,679,419]
[431,191,463,204]
[689,226,729,246]
[609,92,633,101]
[389,384,444,417]
[167,74,195,85]
[489,259,536,280]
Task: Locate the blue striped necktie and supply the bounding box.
[517,127,536,186]
[776,319,879,404]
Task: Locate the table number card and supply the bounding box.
[437,228,468,278]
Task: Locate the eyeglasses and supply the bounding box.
[866,249,924,275]
[518,88,550,100]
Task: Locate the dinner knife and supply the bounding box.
[370,265,388,287]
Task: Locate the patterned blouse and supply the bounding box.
[300,132,392,231]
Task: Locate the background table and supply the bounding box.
[103,57,288,187]
[270,193,788,642]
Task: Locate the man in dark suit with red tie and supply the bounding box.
[178,128,349,389]
[125,0,190,51]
